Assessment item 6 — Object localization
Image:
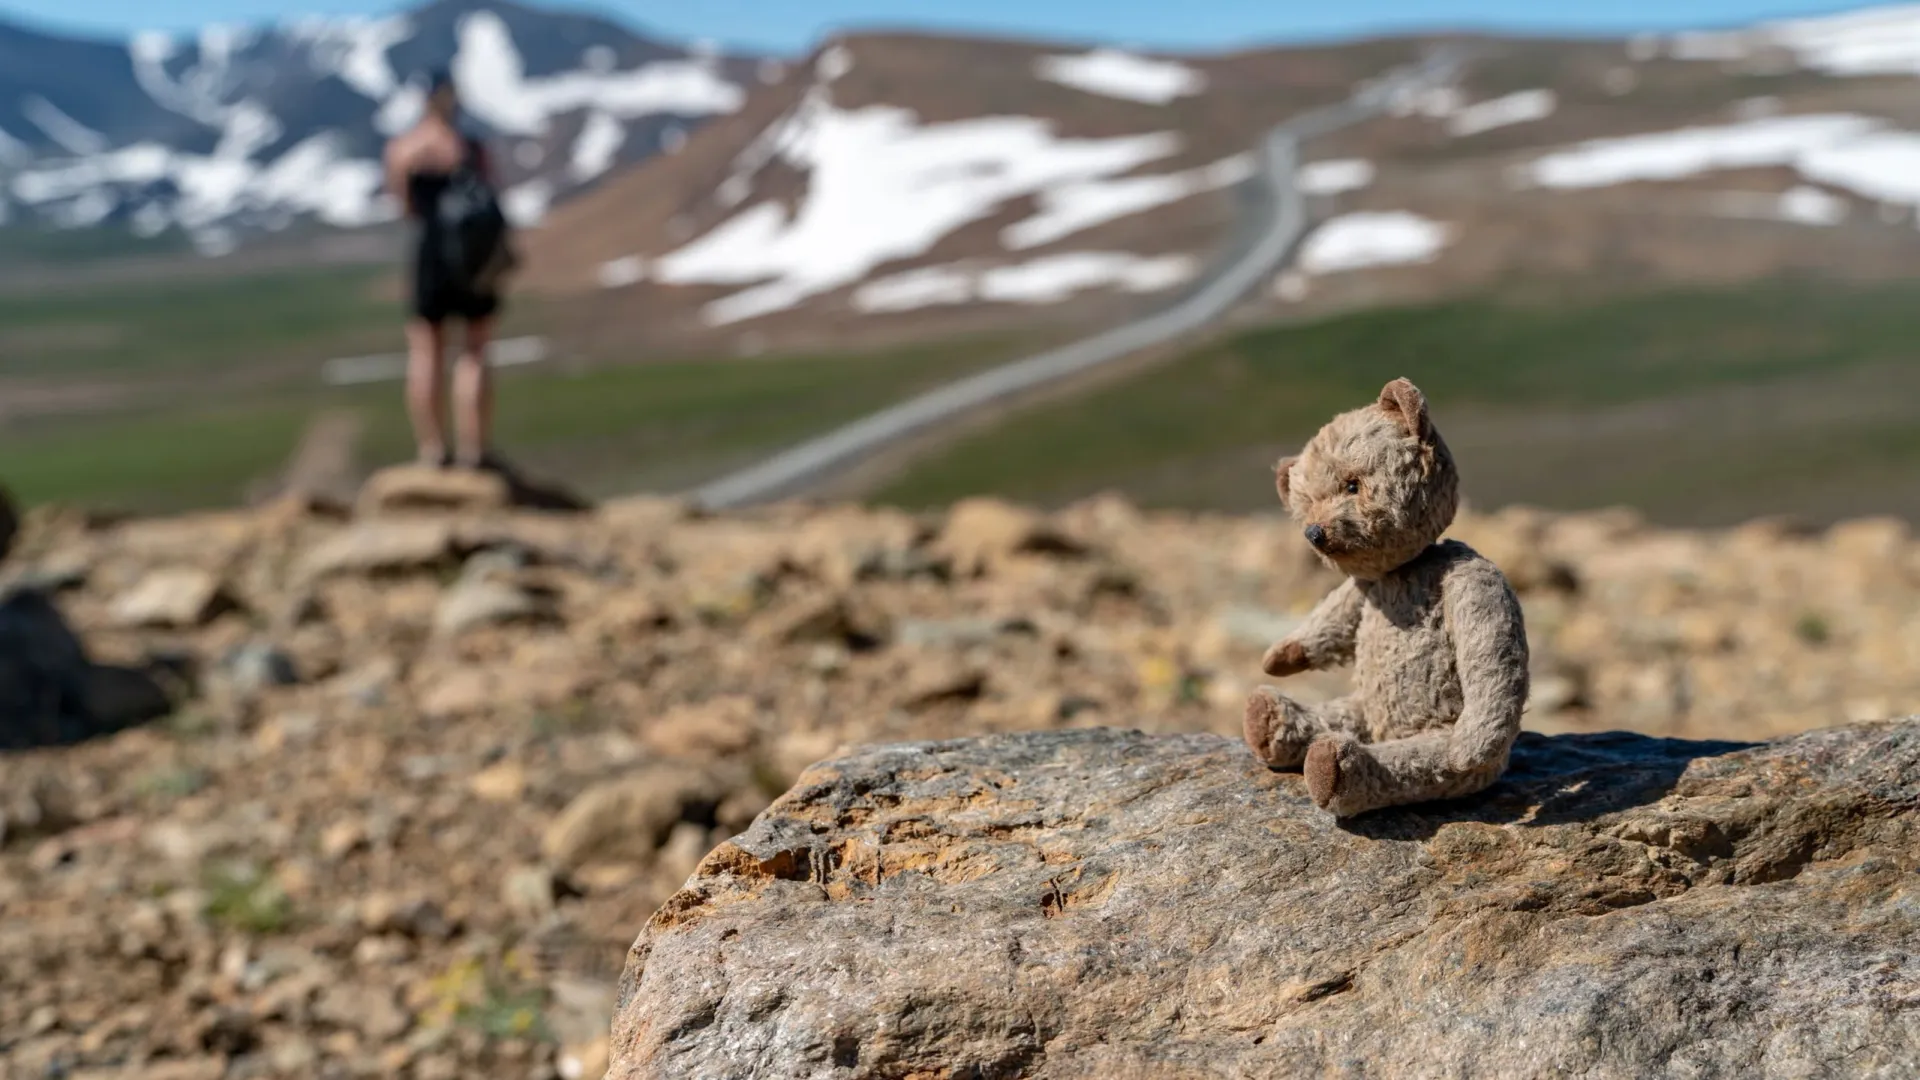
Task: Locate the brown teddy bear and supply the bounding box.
[1244,377,1529,818]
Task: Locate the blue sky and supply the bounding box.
[0,0,1885,52]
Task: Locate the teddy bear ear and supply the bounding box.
[1272,455,1298,502]
[1377,377,1432,443]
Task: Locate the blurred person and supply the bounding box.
[383,69,516,471]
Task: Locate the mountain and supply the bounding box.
[520,4,1920,356]
[522,30,1429,353]
[0,0,766,253]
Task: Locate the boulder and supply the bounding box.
[355,464,513,518]
[611,721,1920,1079]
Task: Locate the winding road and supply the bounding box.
[690,46,1468,511]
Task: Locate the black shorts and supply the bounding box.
[411,233,501,324]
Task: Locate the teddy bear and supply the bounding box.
[1243,377,1529,818]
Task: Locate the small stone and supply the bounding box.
[109,568,234,628]
[433,577,558,638]
[319,820,368,860]
[297,520,455,580]
[541,763,744,872]
[417,667,496,720]
[503,866,559,920]
[221,641,300,696]
[314,982,411,1041]
[641,697,759,759]
[471,759,530,803]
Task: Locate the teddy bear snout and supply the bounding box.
[1305,523,1330,550]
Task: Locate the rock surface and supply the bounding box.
[612,721,1920,1079]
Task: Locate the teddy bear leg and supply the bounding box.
[1304,729,1508,818]
[1243,689,1363,769]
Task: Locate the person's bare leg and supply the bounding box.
[452,315,495,467]
[404,318,448,465]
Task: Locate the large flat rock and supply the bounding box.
[612,721,1920,1079]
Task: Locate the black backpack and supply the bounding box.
[435,138,516,293]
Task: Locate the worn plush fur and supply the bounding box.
[1244,377,1530,818]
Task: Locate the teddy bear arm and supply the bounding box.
[1267,579,1362,675]
[1440,563,1531,774]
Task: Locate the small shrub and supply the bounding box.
[1794,612,1831,646]
[201,862,293,935]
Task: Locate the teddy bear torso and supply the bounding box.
[1350,539,1507,741]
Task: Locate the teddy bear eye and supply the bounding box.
[1343,479,1360,495]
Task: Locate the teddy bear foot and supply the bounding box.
[1304,736,1343,809]
[1243,689,1307,769]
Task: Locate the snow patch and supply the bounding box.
[1297,158,1375,196]
[284,15,413,101]
[1002,153,1252,251]
[21,96,109,156]
[52,188,116,228]
[376,85,426,136]
[653,89,1186,325]
[817,45,854,83]
[502,180,554,227]
[598,256,647,288]
[1035,49,1207,105]
[570,112,627,181]
[1447,89,1557,137]
[454,11,743,137]
[1389,85,1465,120]
[0,123,30,166]
[1662,5,1920,77]
[246,133,389,228]
[130,201,171,237]
[214,103,282,161]
[1298,211,1453,276]
[853,253,1196,312]
[1524,113,1920,210]
[1525,114,1878,188]
[1708,185,1848,225]
[853,265,977,312]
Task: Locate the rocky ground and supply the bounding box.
[1,467,1916,1079]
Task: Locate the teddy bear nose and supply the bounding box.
[1305,523,1328,549]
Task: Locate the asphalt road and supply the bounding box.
[690,46,1468,511]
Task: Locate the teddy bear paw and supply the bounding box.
[1261,640,1309,678]
[1243,690,1285,765]
[1303,735,1350,810]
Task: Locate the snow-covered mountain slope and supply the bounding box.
[522,30,1428,346]
[0,0,762,252]
[524,3,1920,351]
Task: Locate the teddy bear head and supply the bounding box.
[1273,377,1459,580]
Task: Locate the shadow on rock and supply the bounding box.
[1341,729,1758,840]
[488,456,593,514]
[0,588,183,753]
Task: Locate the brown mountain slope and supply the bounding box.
[519,9,1920,361]
[517,31,1431,356]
